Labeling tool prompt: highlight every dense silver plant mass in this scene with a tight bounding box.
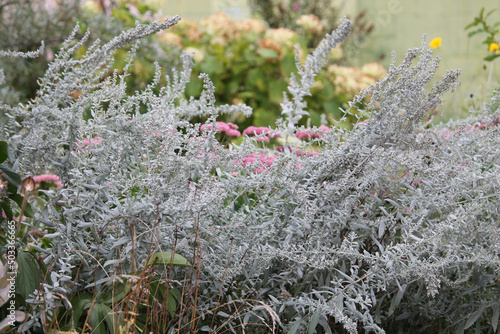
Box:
[2,15,500,333]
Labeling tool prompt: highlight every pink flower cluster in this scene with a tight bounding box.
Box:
[236,153,276,173]
[295,125,330,140]
[77,137,102,152]
[33,174,64,187]
[201,122,241,137]
[242,126,280,142]
[434,118,500,141]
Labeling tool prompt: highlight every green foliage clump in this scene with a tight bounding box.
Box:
[164,13,385,130]
[466,7,500,62]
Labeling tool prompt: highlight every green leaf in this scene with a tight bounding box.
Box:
[102,304,116,334]
[136,2,150,14]
[170,285,181,301]
[465,18,481,30]
[322,100,342,118]
[486,8,496,19]
[185,79,202,97]
[268,81,288,104]
[0,142,7,164]
[167,289,177,317]
[16,252,39,300]
[467,28,486,37]
[147,251,191,267]
[101,282,131,305]
[247,68,265,91]
[111,7,135,27]
[253,108,277,127]
[484,53,500,62]
[237,91,256,99]
[280,55,297,77]
[71,293,93,329]
[0,164,21,189]
[0,201,13,221]
[200,55,224,75]
[294,35,309,50]
[257,48,279,59]
[9,194,33,218]
[88,303,113,334]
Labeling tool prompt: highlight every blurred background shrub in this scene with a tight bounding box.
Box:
[0,0,182,105]
[0,0,385,131]
[247,0,374,61]
[166,11,384,129]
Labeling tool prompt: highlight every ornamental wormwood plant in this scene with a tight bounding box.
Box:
[1,14,500,334]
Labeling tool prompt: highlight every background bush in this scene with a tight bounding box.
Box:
[0,0,386,132]
[165,12,385,130]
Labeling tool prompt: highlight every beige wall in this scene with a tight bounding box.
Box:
[152,0,500,120]
[352,0,500,120]
[150,0,249,21]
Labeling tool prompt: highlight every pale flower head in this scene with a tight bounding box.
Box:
[258,38,283,56]
[328,65,379,101]
[82,0,102,15]
[201,13,235,44]
[361,62,387,79]
[265,28,296,49]
[317,40,343,61]
[329,44,343,61]
[296,14,324,35]
[158,32,183,47]
[184,28,203,42]
[235,19,266,35]
[172,19,203,42]
[184,47,205,62]
[174,19,200,31]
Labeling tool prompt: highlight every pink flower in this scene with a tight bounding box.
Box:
[243,126,267,135]
[33,174,64,187]
[242,126,279,140]
[225,129,241,137]
[295,126,329,140]
[201,122,240,136]
[238,153,256,166]
[295,150,317,157]
[76,137,102,152]
[293,2,301,10]
[256,137,270,142]
[355,119,370,128]
[295,131,312,140]
[236,153,276,173]
[319,125,330,131]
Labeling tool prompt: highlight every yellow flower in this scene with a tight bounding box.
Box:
[429,37,442,49]
[489,43,500,53]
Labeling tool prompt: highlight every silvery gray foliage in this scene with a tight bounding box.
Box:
[280,17,351,127]
[2,15,500,333]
